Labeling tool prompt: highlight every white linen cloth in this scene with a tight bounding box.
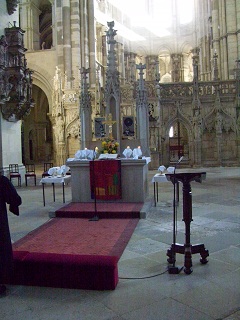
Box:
[40,175,71,185]
[123,148,133,158]
[132,148,142,159]
[48,165,70,176]
[167,166,175,173]
[158,165,166,174]
[74,149,95,160]
[60,165,70,175]
[151,173,168,183]
[48,166,60,176]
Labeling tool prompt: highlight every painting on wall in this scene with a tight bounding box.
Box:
[122,116,135,137]
[94,117,106,138]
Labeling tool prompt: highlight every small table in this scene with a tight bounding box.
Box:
[40,175,71,206]
[152,174,179,206]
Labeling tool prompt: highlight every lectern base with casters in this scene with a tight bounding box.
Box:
[166,172,209,274]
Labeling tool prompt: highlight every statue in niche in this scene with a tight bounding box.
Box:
[237,115,240,133]
[150,129,157,150]
[193,109,202,139]
[55,115,65,143]
[215,112,223,133]
[52,66,63,116]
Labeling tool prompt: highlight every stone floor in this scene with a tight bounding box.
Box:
[1,166,240,320]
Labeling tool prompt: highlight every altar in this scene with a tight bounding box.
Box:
[66,159,149,203]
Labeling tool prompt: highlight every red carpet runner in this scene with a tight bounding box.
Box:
[10,216,139,290]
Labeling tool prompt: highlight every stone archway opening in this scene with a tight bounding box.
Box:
[169,121,189,163]
[39,1,53,50]
[23,84,53,164]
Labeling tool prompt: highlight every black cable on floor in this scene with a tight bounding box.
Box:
[119,265,184,280]
[119,268,168,280]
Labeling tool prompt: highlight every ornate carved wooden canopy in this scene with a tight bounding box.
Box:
[6,0,19,15]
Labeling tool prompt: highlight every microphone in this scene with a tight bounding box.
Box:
[177,156,184,164]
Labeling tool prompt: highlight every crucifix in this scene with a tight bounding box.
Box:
[102,113,116,139]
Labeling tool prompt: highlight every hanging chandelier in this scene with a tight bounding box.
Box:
[0,21,34,122]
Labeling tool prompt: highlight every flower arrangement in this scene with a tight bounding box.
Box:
[101,138,119,154]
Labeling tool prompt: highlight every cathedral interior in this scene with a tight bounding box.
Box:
[1,3,240,318]
[0,0,240,172]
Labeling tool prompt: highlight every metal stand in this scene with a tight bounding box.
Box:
[168,169,180,274]
[89,158,99,221]
[166,172,209,274]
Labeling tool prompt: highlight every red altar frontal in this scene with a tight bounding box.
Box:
[90,160,122,200]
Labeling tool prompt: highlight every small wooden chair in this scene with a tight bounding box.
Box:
[42,162,53,178]
[9,164,21,187]
[25,164,37,186]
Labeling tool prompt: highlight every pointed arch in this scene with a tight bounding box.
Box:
[165,110,192,163]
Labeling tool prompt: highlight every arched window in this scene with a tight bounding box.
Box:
[39,2,52,49]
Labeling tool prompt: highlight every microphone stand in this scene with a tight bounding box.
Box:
[89,153,99,221]
[168,156,183,274]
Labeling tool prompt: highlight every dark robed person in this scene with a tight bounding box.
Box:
[0,174,22,295]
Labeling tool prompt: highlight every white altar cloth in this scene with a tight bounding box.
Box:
[151,173,179,207]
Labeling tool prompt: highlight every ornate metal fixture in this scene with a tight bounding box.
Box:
[0,22,34,122]
[6,0,19,15]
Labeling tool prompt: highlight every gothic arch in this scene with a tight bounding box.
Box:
[159,49,172,81]
[39,0,53,49]
[164,114,192,163]
[23,84,53,164]
[28,64,53,112]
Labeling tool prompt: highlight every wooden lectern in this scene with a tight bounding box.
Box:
[165,172,209,274]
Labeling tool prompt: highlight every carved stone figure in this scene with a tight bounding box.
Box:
[193,110,202,139]
[55,115,65,143]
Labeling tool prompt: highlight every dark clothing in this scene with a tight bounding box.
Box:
[0,175,21,283]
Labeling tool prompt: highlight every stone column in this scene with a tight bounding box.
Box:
[212,0,222,79]
[226,0,237,79]
[19,1,41,50]
[237,0,240,59]
[104,21,121,143]
[202,0,211,81]
[171,54,183,82]
[117,42,125,85]
[215,111,223,165]
[146,56,159,82]
[136,63,150,157]
[212,51,219,81]
[192,109,202,166]
[87,0,96,87]
[129,53,137,83]
[51,2,56,48]
[70,0,81,81]
[80,68,92,149]
[62,0,72,82]
[53,114,67,166]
